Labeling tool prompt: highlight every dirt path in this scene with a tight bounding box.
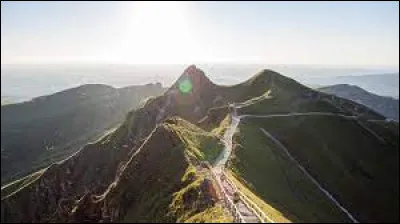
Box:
[212,105,271,223]
[260,127,359,223]
[212,107,374,223]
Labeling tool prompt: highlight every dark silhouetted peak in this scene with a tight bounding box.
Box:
[243,68,310,97]
[318,84,399,120]
[319,84,366,94]
[254,69,302,86]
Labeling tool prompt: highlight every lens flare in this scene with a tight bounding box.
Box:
[178,78,193,94]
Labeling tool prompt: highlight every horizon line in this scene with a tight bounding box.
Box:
[1,62,399,70]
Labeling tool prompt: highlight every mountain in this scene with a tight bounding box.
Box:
[318,84,399,121]
[1,98,11,106]
[1,83,165,184]
[1,65,398,223]
[299,73,399,99]
[1,96,19,105]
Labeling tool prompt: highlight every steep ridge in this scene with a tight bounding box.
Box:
[1,65,396,223]
[1,117,231,223]
[1,65,236,222]
[231,70,384,119]
[65,120,220,223]
[1,83,165,184]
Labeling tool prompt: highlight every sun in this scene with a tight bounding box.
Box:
[120,1,194,64]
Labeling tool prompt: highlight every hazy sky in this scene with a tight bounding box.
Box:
[1,1,399,68]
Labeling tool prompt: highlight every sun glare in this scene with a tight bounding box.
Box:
[121,1,194,64]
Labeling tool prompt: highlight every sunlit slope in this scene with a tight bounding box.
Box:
[1,117,231,223]
[1,66,397,223]
[217,69,397,222]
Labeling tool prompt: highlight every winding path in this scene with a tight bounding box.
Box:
[212,106,274,223]
[260,128,359,223]
[211,105,383,222]
[239,112,386,144]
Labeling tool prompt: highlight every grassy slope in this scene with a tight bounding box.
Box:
[230,69,384,120]
[1,168,46,200]
[230,116,398,223]
[166,118,229,222]
[230,119,350,222]
[3,67,396,223]
[202,69,393,222]
[361,120,399,144]
[116,118,231,223]
[226,171,291,223]
[1,84,165,185]
[169,117,225,164]
[1,118,232,223]
[2,125,120,189]
[218,69,396,223]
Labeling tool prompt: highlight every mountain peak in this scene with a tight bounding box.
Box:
[169,65,215,95]
[241,68,310,98]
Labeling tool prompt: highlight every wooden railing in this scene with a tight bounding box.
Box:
[223,171,275,223]
[210,169,245,223]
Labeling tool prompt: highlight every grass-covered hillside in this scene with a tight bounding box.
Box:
[1,65,398,223]
[229,108,398,223]
[1,117,231,223]
[1,83,165,184]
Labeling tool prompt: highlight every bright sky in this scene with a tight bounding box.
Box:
[1,1,399,68]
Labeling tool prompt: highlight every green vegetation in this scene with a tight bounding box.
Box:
[230,115,398,222]
[1,66,397,223]
[1,168,45,200]
[167,117,225,164]
[184,206,233,223]
[1,83,165,184]
[226,171,291,223]
[230,120,351,222]
[220,69,282,103]
[361,120,399,144]
[1,117,232,223]
[211,114,231,137]
[116,120,231,223]
[121,161,221,223]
